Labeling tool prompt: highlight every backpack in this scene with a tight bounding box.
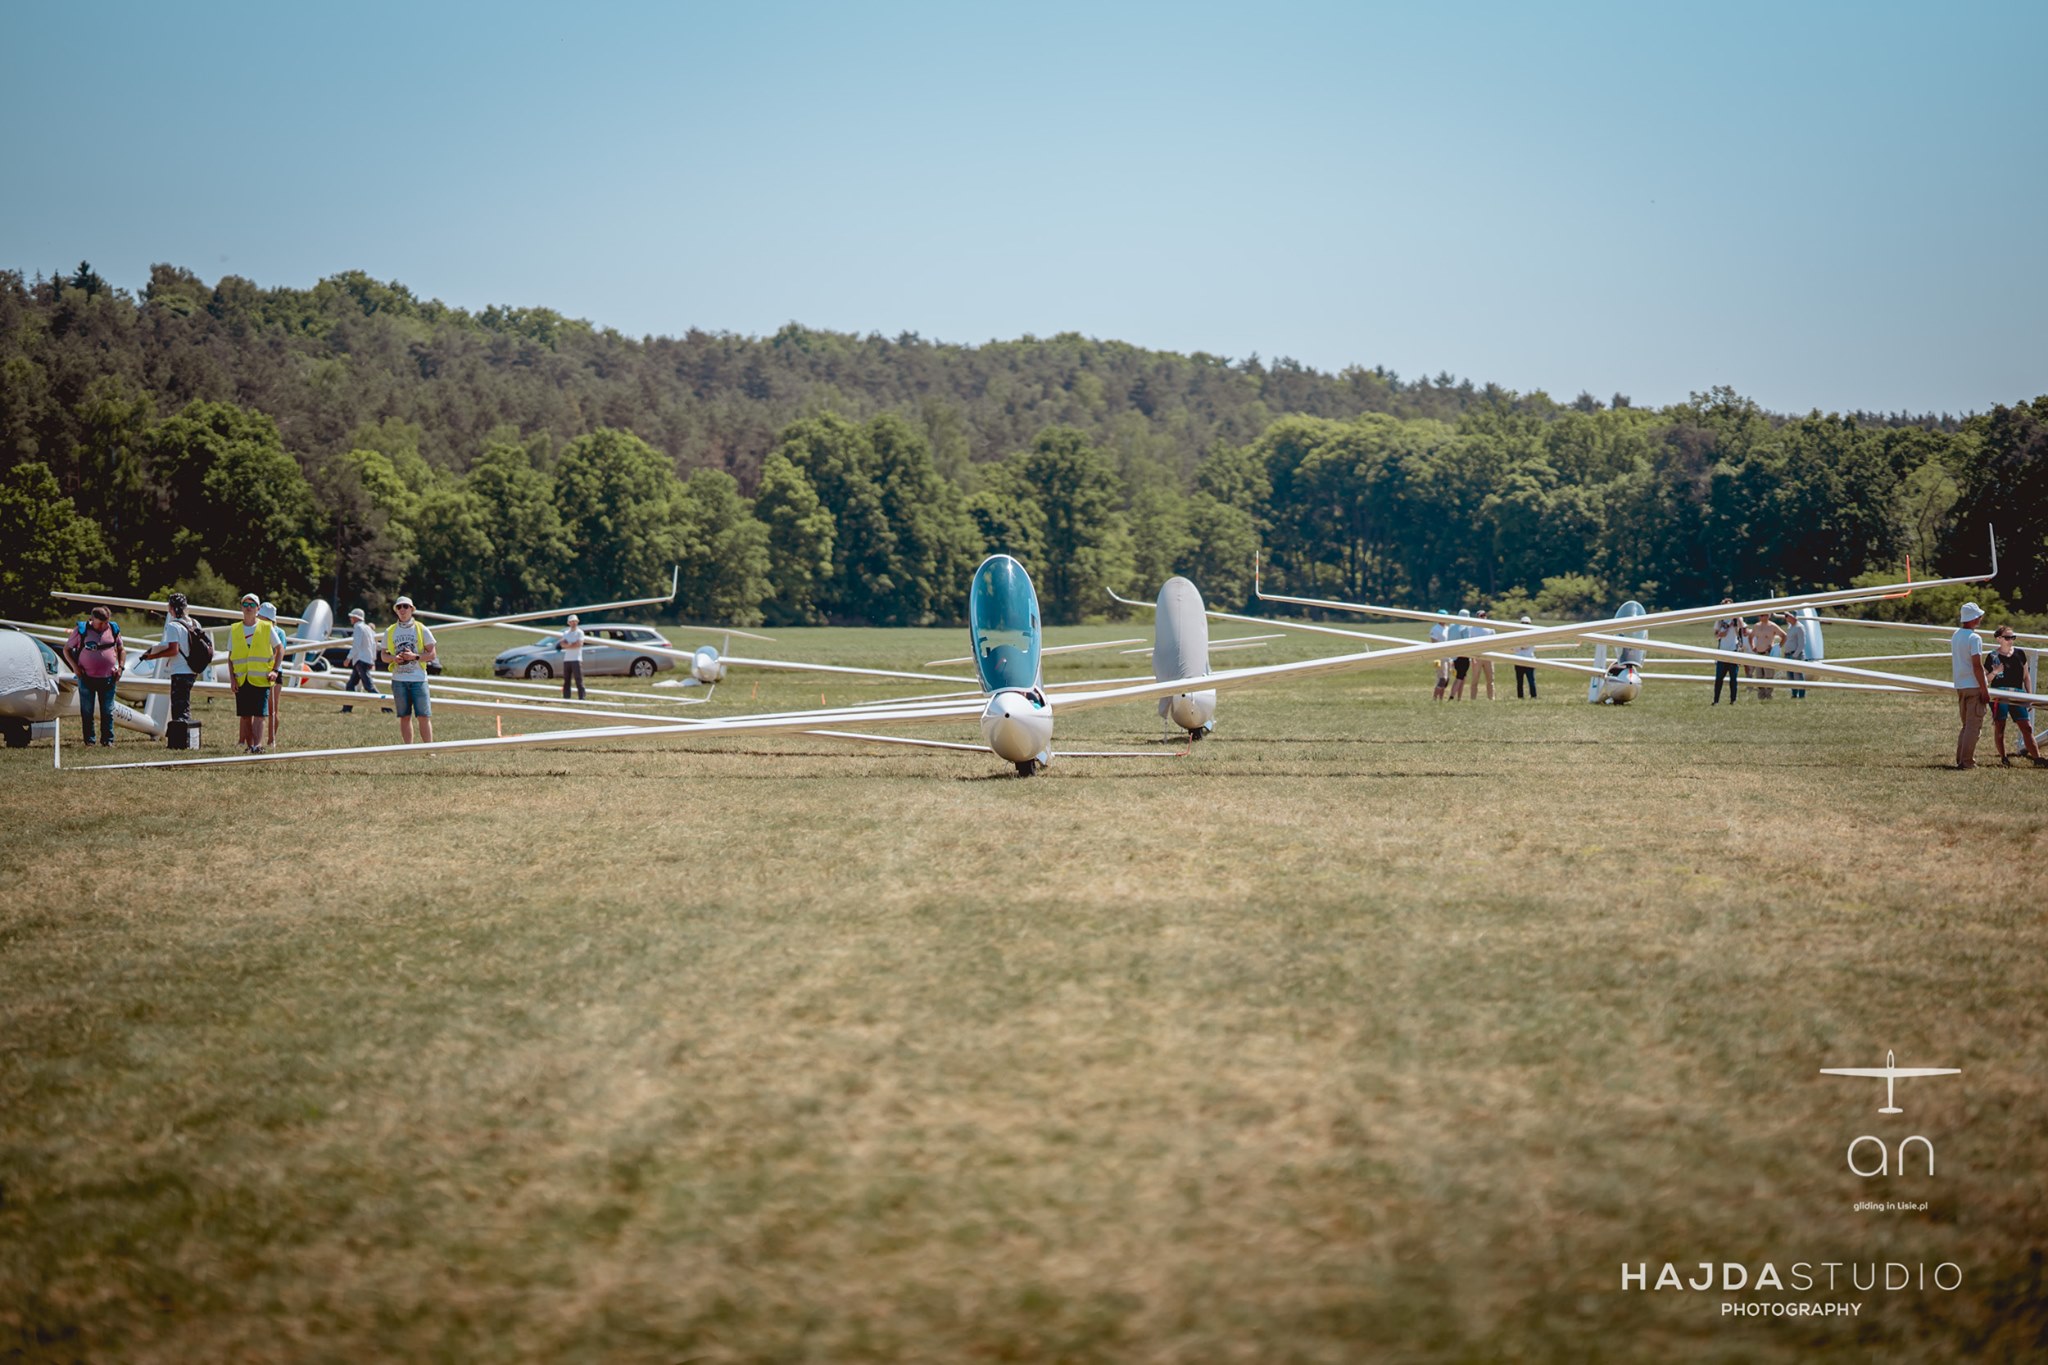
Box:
[178,616,215,672]
[72,619,119,647]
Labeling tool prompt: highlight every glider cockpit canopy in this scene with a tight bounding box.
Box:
[969,555,1041,694]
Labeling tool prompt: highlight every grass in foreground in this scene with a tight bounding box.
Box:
[2,625,2044,1363]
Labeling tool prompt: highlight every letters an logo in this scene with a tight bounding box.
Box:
[1819,1050,1961,1115]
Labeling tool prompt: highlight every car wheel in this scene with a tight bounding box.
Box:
[2,721,29,749]
[630,657,656,677]
[525,661,553,679]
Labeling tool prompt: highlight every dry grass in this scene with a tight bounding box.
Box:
[2,624,2044,1362]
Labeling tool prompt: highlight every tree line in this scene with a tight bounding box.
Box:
[2,262,2042,625]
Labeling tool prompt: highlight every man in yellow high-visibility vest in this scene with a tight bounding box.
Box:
[226,593,280,754]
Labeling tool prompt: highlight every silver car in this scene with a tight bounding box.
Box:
[492,624,675,679]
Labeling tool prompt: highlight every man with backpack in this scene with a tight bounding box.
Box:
[140,592,211,732]
[63,605,124,745]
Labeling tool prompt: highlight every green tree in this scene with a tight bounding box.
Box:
[407,485,495,615]
[553,428,686,605]
[142,400,318,597]
[0,461,109,617]
[754,452,835,625]
[310,447,418,608]
[674,468,770,624]
[1127,484,1193,595]
[465,442,569,611]
[1013,427,1134,623]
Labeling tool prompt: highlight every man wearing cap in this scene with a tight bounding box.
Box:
[342,607,380,713]
[227,593,279,753]
[139,592,199,729]
[1952,602,1993,769]
[380,596,437,744]
[559,614,587,700]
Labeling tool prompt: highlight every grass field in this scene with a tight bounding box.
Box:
[3,621,2044,1363]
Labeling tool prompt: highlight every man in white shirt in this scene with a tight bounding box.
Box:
[139,592,198,727]
[1512,614,1538,699]
[381,596,438,744]
[1952,601,1992,769]
[1712,600,1745,705]
[342,607,381,713]
[1429,617,1449,700]
[559,614,587,700]
[1448,610,1474,701]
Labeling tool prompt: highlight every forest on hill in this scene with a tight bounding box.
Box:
[2,262,2042,625]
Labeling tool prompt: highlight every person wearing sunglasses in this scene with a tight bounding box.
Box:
[1983,626,2047,767]
[379,596,437,744]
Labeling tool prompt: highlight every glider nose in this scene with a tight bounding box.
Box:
[980,690,1051,764]
[1162,690,1216,733]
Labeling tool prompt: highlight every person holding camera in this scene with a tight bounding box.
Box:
[380,596,437,744]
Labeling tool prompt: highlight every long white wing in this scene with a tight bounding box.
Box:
[1024,571,1997,719]
[926,638,1144,666]
[85,563,1995,773]
[1251,527,1997,632]
[1816,615,2048,645]
[50,592,306,626]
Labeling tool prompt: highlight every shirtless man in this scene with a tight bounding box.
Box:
[1746,611,1786,701]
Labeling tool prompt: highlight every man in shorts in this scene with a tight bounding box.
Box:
[226,593,278,753]
[381,596,438,744]
[1983,625,2046,767]
[1952,602,1992,769]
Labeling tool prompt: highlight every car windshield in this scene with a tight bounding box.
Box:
[968,555,1041,693]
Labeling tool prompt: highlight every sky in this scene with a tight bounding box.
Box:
[3,0,2042,415]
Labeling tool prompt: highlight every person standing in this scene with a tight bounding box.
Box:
[1448,610,1474,701]
[63,605,123,745]
[342,607,380,713]
[1512,614,1538,698]
[139,592,199,730]
[1982,625,2046,767]
[1746,611,1785,701]
[226,593,278,753]
[258,602,287,748]
[1952,602,1992,770]
[381,595,437,744]
[1429,616,1450,700]
[1783,613,1808,699]
[1470,609,1497,700]
[1712,602,1745,705]
[559,614,587,700]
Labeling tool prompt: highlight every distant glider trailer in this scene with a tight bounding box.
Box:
[83,550,2007,780]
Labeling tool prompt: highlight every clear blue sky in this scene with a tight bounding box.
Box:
[3,0,2041,415]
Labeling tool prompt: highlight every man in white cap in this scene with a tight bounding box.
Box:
[226,592,277,753]
[379,595,437,744]
[559,613,586,700]
[1952,602,1992,768]
[342,606,380,712]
